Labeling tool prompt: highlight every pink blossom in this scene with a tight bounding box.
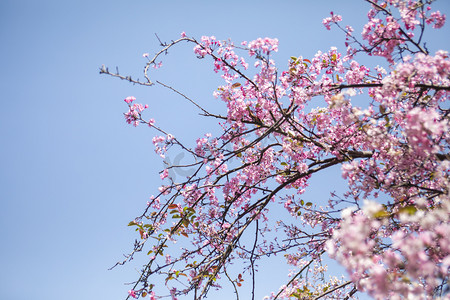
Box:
[128,289,137,298]
[247,37,279,56]
[160,169,169,180]
[170,288,178,300]
[124,96,136,104]
[149,291,156,300]
[322,11,342,30]
[152,61,163,69]
[428,11,446,28]
[124,102,148,127]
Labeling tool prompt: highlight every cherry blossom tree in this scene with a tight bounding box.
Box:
[101,0,449,299]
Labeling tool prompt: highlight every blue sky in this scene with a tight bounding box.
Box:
[1,1,449,299]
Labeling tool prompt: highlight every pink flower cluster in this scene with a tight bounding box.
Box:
[124,96,149,127]
[152,135,169,158]
[247,37,279,56]
[428,11,446,29]
[322,11,342,30]
[362,15,402,63]
[405,107,448,155]
[327,198,450,299]
[128,289,137,298]
[358,1,447,63]
[193,36,222,58]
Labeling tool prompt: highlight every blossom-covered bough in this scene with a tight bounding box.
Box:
[101,0,449,299]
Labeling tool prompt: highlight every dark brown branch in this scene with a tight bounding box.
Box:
[436,153,450,161]
[333,83,450,91]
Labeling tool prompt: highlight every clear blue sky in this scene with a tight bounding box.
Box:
[1,1,449,299]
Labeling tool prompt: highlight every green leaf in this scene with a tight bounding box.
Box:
[166,274,174,281]
[422,95,431,102]
[185,207,195,212]
[375,181,380,189]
